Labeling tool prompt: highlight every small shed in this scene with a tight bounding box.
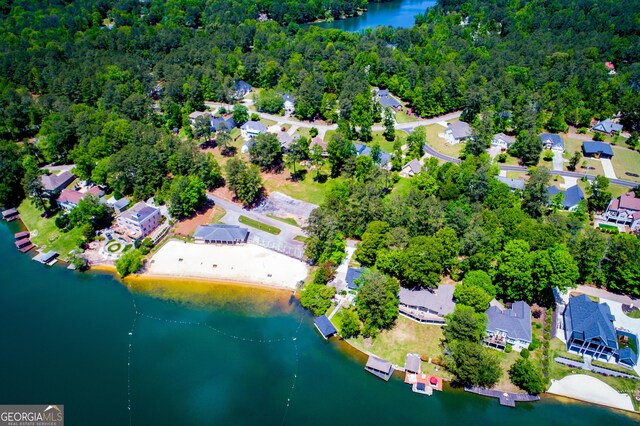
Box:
[14,231,29,240]
[313,315,337,340]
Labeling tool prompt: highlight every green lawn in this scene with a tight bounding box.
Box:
[346,315,448,368]
[421,124,464,159]
[262,171,328,205]
[209,206,227,224]
[18,199,85,261]
[230,128,241,139]
[238,215,281,235]
[391,177,413,197]
[394,110,417,124]
[625,309,640,319]
[324,129,336,141]
[611,145,640,183]
[293,235,308,243]
[370,130,406,154]
[266,214,299,227]
[293,127,311,139]
[260,118,277,127]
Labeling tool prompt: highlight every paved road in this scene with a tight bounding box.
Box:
[207,194,306,257]
[576,285,638,305]
[422,146,638,188]
[206,100,463,133]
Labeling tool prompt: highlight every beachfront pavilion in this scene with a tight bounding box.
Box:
[193,224,249,244]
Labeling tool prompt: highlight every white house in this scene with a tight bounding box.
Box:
[116,201,161,240]
[491,133,516,150]
[445,121,472,144]
[539,133,565,154]
[240,121,268,141]
[400,159,422,177]
[282,93,295,114]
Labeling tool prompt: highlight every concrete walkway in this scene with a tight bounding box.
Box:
[552,151,565,171]
[547,374,634,412]
[600,158,617,179]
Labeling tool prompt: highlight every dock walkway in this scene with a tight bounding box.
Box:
[464,386,540,407]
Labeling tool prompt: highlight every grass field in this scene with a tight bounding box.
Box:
[209,206,226,224]
[238,215,281,235]
[346,315,447,367]
[370,130,406,154]
[611,145,640,183]
[391,177,413,197]
[293,235,308,242]
[394,110,417,124]
[262,171,328,205]
[260,118,277,127]
[18,199,84,260]
[266,214,299,227]
[293,127,311,139]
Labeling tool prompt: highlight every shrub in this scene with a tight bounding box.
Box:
[543,150,554,161]
[497,153,507,163]
[505,344,513,353]
[593,132,605,141]
[536,323,542,329]
[115,249,144,278]
[544,324,551,333]
[528,339,541,351]
[520,348,530,359]
[543,332,550,340]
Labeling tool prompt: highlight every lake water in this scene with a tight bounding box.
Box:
[0,220,637,425]
[311,0,437,32]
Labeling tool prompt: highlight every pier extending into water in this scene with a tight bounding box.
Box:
[464,386,540,407]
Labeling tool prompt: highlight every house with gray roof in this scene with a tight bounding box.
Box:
[593,119,623,135]
[547,185,585,211]
[495,176,526,192]
[539,133,565,153]
[240,121,268,141]
[365,355,394,381]
[491,133,516,149]
[40,171,75,194]
[445,121,472,144]
[582,141,614,159]
[564,294,619,363]
[189,110,210,125]
[116,201,161,240]
[194,224,249,244]
[485,301,532,351]
[234,80,252,99]
[398,284,455,324]
[377,89,402,109]
[400,159,422,177]
[404,353,421,374]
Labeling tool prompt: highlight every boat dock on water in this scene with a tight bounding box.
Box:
[33,251,59,266]
[403,353,443,395]
[365,356,394,381]
[464,386,540,407]
[2,208,19,222]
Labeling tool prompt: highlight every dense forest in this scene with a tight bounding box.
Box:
[0,0,639,300]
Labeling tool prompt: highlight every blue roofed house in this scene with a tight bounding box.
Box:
[345,267,364,290]
[582,141,614,159]
[282,93,295,114]
[564,294,619,363]
[234,80,252,99]
[539,133,565,153]
[593,119,623,135]
[484,301,532,351]
[376,89,402,110]
[353,143,391,168]
[211,116,236,132]
[547,185,585,211]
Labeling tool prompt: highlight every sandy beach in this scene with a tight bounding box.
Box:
[547,374,635,412]
[145,240,309,289]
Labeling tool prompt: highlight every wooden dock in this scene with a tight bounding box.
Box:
[464,386,540,407]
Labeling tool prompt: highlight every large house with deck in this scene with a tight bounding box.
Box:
[398,285,455,325]
[484,301,532,351]
[240,121,268,141]
[604,192,640,231]
[116,201,161,240]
